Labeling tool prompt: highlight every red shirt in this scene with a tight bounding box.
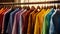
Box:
[0,8,8,34]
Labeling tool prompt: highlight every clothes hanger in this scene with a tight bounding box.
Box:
[57,4,60,9]
[37,6,40,9]
[23,6,30,10]
[22,0,30,10]
[40,5,43,11]
[43,4,47,11]
[11,4,16,9]
[42,4,46,10]
[27,6,30,10]
[30,6,35,11]
[27,2,30,10]
[37,5,42,12]
[39,6,42,12]
[32,5,39,13]
[23,6,27,9]
[14,6,22,9]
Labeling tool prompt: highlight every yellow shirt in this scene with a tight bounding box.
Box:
[34,9,46,34]
[42,9,51,34]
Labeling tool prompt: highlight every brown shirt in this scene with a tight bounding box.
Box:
[22,8,35,34]
[27,9,39,34]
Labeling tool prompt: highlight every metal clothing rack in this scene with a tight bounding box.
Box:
[0,1,60,5]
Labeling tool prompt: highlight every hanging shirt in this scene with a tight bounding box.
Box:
[40,9,50,34]
[4,8,15,34]
[1,8,12,34]
[1,8,8,33]
[34,9,46,34]
[49,9,57,34]
[52,9,60,34]
[22,8,34,34]
[0,8,8,34]
[19,9,27,34]
[27,9,38,34]
[7,8,19,34]
[32,10,40,34]
[12,9,26,34]
[42,9,51,34]
[42,8,55,34]
[0,8,5,32]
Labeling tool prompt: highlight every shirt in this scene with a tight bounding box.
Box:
[22,8,34,34]
[4,8,15,34]
[12,9,25,34]
[49,9,57,34]
[0,8,8,34]
[42,8,55,34]
[2,8,12,34]
[0,8,5,31]
[27,9,40,34]
[52,9,60,34]
[19,9,27,34]
[7,8,19,34]
[34,9,46,34]
[42,9,51,34]
[32,10,40,34]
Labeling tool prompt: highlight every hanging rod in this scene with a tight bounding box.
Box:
[0,1,60,5]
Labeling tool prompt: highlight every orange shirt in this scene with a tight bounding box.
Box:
[1,8,9,34]
[0,8,8,34]
[0,8,5,14]
[0,8,5,34]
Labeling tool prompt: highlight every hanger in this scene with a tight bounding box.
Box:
[43,4,46,10]
[11,4,16,9]
[23,6,30,10]
[32,5,39,13]
[37,5,41,12]
[27,6,30,10]
[42,4,48,11]
[30,6,35,11]
[57,5,60,9]
[40,5,43,11]
[12,5,22,10]
[37,5,40,9]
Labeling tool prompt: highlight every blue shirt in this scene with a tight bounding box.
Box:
[52,9,60,34]
[49,9,57,34]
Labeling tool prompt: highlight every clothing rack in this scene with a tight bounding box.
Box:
[0,1,60,5]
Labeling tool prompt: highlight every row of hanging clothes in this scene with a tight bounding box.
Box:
[0,4,60,34]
